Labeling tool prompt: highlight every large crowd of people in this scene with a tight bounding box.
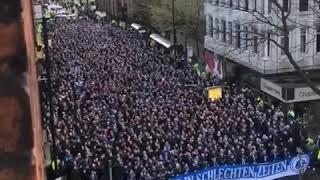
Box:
[41,18,300,180]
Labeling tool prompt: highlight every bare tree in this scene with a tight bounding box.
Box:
[133,0,204,53]
[209,0,320,95]
[132,0,152,25]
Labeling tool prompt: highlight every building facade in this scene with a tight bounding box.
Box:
[96,0,135,20]
[205,0,320,74]
[204,0,320,104]
[0,0,44,179]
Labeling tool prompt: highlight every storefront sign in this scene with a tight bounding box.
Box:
[260,78,283,101]
[294,86,320,102]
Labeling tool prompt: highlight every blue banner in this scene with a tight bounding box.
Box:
[171,154,310,180]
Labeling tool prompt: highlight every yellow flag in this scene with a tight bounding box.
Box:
[208,87,222,101]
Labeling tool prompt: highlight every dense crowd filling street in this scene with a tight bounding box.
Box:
[41,19,300,180]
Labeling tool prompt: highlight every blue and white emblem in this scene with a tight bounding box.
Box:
[289,154,310,174]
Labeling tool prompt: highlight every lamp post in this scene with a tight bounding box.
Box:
[297,147,303,180]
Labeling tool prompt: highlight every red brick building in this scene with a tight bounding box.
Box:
[0,0,44,179]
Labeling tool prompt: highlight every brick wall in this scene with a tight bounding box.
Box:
[0,0,44,179]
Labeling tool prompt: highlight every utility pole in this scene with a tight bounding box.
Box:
[108,160,113,180]
[297,147,303,180]
[42,11,59,175]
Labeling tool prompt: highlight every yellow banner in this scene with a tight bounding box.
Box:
[208,86,222,101]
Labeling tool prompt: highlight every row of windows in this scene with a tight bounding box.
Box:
[208,17,260,54]
[206,0,310,12]
[207,0,256,11]
[207,17,320,56]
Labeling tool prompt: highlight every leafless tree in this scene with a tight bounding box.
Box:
[134,0,204,55]
[209,0,320,95]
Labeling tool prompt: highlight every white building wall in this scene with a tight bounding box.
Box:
[204,0,320,74]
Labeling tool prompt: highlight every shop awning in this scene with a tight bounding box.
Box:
[95,11,106,18]
[138,30,146,34]
[90,5,96,11]
[56,14,77,18]
[48,4,63,10]
[260,78,320,103]
[131,23,142,30]
[149,34,173,48]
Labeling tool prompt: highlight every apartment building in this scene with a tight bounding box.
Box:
[204,0,320,104]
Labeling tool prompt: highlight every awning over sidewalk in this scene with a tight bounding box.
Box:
[260,78,320,103]
[47,4,63,10]
[131,23,142,30]
[95,11,106,18]
[138,30,146,34]
[149,34,173,48]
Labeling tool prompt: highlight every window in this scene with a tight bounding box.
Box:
[261,33,266,57]
[261,0,265,14]
[215,18,220,40]
[236,0,240,9]
[253,27,258,53]
[299,0,308,11]
[244,0,249,11]
[268,0,272,13]
[280,37,285,55]
[236,23,241,48]
[206,16,209,35]
[280,32,289,55]
[222,20,226,42]
[317,27,320,52]
[228,22,233,44]
[253,0,257,11]
[209,16,214,37]
[267,32,271,56]
[300,28,307,53]
[283,0,289,12]
[244,26,248,50]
